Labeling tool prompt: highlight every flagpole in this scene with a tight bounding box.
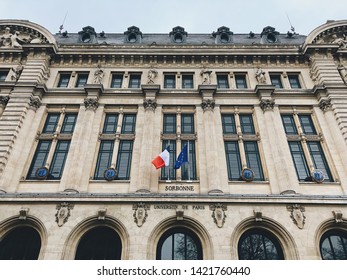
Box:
[187,140,191,181]
[167,140,170,182]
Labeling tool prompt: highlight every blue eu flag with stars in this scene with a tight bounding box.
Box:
[174,144,188,169]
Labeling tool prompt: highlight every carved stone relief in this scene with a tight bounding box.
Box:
[133,203,149,227]
[55,202,74,227]
[28,96,42,111]
[98,208,107,220]
[259,99,275,112]
[84,98,99,111]
[10,62,23,81]
[19,207,29,220]
[287,204,306,229]
[210,203,227,228]
[255,67,266,84]
[332,210,343,223]
[143,99,157,111]
[201,99,215,112]
[147,69,158,84]
[0,96,9,107]
[200,67,212,85]
[93,65,104,84]
[338,65,347,84]
[319,99,332,112]
[0,26,45,49]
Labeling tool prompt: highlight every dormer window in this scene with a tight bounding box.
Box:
[124,26,142,43]
[212,26,233,44]
[169,26,187,43]
[78,26,97,43]
[261,26,280,44]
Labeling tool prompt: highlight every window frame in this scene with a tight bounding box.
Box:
[57,72,71,88]
[74,72,89,88]
[128,73,141,88]
[217,73,229,89]
[181,73,194,89]
[164,74,176,89]
[269,73,283,89]
[234,73,248,89]
[110,73,124,88]
[288,73,302,89]
[0,69,9,82]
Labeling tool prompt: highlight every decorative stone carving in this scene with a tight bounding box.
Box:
[147,69,158,84]
[176,205,184,221]
[0,96,9,107]
[331,33,347,49]
[255,67,266,84]
[93,65,104,84]
[84,98,99,111]
[287,204,306,229]
[210,203,227,228]
[98,208,107,220]
[0,26,44,48]
[319,99,332,112]
[338,65,347,84]
[253,210,263,222]
[19,207,29,220]
[332,211,343,223]
[200,67,212,85]
[259,99,275,112]
[29,96,41,111]
[133,203,149,227]
[201,99,215,111]
[10,62,23,81]
[55,202,74,227]
[143,98,157,111]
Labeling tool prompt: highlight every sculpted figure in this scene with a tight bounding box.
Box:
[147,68,158,84]
[93,65,104,84]
[200,67,212,85]
[331,34,347,48]
[255,67,266,84]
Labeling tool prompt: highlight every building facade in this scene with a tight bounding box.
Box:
[0,19,347,260]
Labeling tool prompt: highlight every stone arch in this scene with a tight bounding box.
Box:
[0,19,57,46]
[147,215,213,260]
[0,214,47,259]
[303,20,347,48]
[314,217,347,259]
[61,215,129,260]
[231,216,299,260]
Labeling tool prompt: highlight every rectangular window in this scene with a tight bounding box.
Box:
[116,140,133,180]
[94,140,114,180]
[49,140,70,179]
[182,74,194,89]
[103,113,118,134]
[57,73,71,88]
[111,73,124,88]
[282,112,333,182]
[222,114,236,134]
[240,114,255,134]
[0,70,9,81]
[181,114,194,134]
[128,73,141,88]
[181,140,196,180]
[161,140,176,180]
[217,74,229,89]
[164,74,176,88]
[75,73,88,88]
[288,74,301,89]
[235,74,248,89]
[27,111,77,180]
[121,114,136,134]
[225,141,242,181]
[270,74,283,88]
[163,114,177,134]
[244,141,264,181]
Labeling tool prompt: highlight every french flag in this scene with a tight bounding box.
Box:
[152,146,170,169]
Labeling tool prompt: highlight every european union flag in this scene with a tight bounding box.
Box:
[174,144,188,169]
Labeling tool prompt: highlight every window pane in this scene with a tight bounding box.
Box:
[240,114,255,134]
[161,140,176,180]
[270,75,283,88]
[164,75,176,88]
[60,113,77,134]
[222,114,236,134]
[288,74,301,89]
[75,73,88,87]
[182,75,193,89]
[27,140,52,179]
[111,74,123,88]
[103,114,118,134]
[43,113,60,133]
[49,140,70,179]
[299,115,316,135]
[288,141,310,181]
[281,115,297,135]
[217,74,229,88]
[181,140,196,180]
[128,74,141,88]
[235,74,247,89]
[225,141,242,181]
[116,140,133,180]
[94,140,114,180]
[181,114,194,134]
[307,142,333,182]
[57,73,70,87]
[244,141,264,181]
[163,114,176,134]
[320,231,347,260]
[121,114,136,134]
[0,70,9,81]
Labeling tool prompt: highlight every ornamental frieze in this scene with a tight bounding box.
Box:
[0,26,48,49]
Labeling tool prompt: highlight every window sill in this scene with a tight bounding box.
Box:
[89,180,130,183]
[159,180,200,183]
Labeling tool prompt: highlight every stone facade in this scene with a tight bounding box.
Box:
[0,20,347,260]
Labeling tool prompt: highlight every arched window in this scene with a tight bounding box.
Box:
[75,226,122,260]
[0,226,41,260]
[320,230,347,260]
[238,229,284,260]
[156,228,202,260]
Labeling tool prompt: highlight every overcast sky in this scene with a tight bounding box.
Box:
[1,0,346,35]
